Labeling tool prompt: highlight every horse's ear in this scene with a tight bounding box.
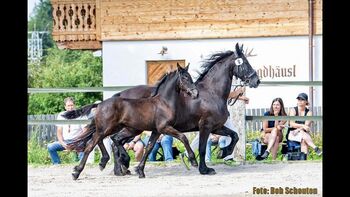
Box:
[184,63,190,71]
[235,43,243,56]
[176,62,183,71]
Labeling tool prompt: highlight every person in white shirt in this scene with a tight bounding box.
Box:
[47,97,93,164]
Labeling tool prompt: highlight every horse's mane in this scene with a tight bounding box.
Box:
[151,71,175,97]
[195,50,234,84]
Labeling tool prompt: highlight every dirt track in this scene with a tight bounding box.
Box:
[28,161,322,197]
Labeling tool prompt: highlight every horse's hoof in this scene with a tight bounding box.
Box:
[99,163,106,171]
[73,166,80,171]
[72,171,80,180]
[125,170,131,175]
[121,165,128,174]
[190,160,198,167]
[139,174,146,178]
[199,167,216,175]
[207,168,216,175]
[114,170,123,176]
[135,166,146,178]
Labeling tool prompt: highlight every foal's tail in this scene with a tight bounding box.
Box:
[62,103,99,119]
[67,120,96,151]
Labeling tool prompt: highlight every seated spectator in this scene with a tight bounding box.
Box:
[287,93,322,159]
[258,98,287,160]
[143,131,174,161]
[123,134,144,162]
[47,97,93,164]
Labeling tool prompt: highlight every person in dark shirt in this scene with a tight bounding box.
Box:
[287,93,322,158]
[259,97,287,160]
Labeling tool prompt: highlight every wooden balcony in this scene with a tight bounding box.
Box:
[51,0,101,49]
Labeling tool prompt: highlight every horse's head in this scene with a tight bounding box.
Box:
[152,63,198,99]
[232,43,260,88]
[176,63,199,99]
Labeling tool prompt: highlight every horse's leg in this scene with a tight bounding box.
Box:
[72,132,102,180]
[135,131,161,178]
[110,133,126,176]
[97,140,110,171]
[198,124,216,175]
[162,126,198,167]
[111,128,143,176]
[110,133,131,176]
[211,126,239,157]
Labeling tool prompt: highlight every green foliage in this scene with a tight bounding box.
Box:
[28,48,102,114]
[28,131,51,164]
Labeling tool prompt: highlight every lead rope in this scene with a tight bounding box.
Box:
[227,82,245,106]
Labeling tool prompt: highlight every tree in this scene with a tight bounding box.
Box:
[28,0,54,52]
[28,48,102,114]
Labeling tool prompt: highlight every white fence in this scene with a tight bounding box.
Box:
[27,106,322,145]
[246,106,322,132]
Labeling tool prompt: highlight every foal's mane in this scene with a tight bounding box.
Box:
[195,50,234,84]
[151,71,176,97]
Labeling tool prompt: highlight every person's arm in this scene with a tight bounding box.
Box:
[262,120,274,133]
[289,108,310,131]
[128,134,142,149]
[228,87,245,99]
[56,126,68,149]
[238,95,249,104]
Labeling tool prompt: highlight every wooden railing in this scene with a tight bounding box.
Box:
[51,0,101,49]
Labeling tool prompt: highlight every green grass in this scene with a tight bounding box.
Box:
[28,130,322,165]
[28,130,102,165]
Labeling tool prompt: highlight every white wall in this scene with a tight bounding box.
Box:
[102,36,322,109]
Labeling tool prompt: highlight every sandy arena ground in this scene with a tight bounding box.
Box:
[28,161,322,197]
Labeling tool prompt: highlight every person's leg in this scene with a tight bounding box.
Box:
[78,151,84,161]
[300,131,317,149]
[149,142,160,161]
[270,135,280,160]
[206,138,212,162]
[185,133,199,157]
[47,141,65,164]
[260,128,278,160]
[300,139,308,154]
[218,136,231,149]
[265,128,278,152]
[161,135,174,161]
[133,141,144,162]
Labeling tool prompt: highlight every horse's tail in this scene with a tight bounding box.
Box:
[62,103,99,119]
[67,120,96,151]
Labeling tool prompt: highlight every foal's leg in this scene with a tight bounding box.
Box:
[198,125,216,175]
[135,131,161,178]
[162,126,198,167]
[211,126,239,157]
[97,140,110,170]
[111,128,143,176]
[72,132,102,180]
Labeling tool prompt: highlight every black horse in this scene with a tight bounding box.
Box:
[133,43,260,177]
[67,43,260,178]
[64,65,199,180]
